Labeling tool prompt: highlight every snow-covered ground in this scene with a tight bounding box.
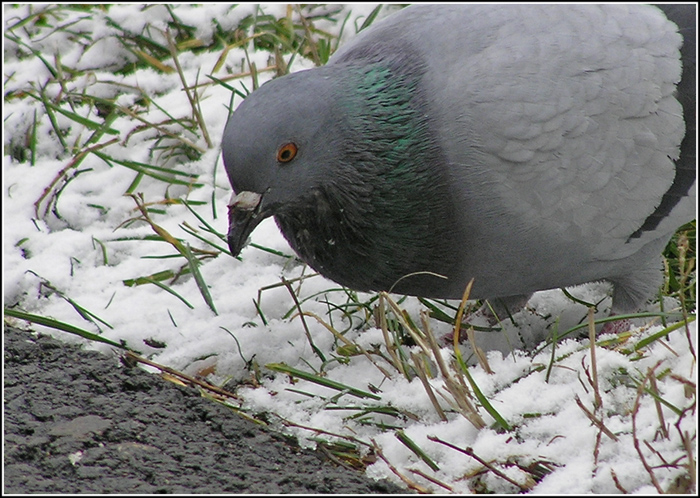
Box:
[4,4,696,493]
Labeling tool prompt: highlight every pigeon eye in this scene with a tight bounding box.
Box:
[277,142,298,163]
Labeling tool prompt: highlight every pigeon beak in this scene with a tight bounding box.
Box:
[227,191,268,257]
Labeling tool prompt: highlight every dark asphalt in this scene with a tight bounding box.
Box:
[3,326,404,494]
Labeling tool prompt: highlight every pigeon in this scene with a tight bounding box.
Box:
[222,4,696,321]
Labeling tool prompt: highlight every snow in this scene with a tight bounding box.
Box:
[3,4,696,494]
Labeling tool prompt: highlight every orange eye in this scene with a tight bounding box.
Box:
[277,142,298,163]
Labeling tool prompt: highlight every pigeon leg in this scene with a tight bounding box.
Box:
[599,250,666,335]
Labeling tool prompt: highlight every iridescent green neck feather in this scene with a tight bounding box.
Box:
[275,61,459,295]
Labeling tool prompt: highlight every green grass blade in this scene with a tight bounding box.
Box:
[124,269,183,286]
[180,242,217,315]
[357,4,384,32]
[4,308,130,351]
[395,430,440,471]
[630,316,696,351]
[266,363,381,400]
[142,277,195,309]
[28,93,120,135]
[94,151,203,187]
[454,348,512,432]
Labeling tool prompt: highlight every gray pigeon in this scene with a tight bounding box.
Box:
[222,4,696,318]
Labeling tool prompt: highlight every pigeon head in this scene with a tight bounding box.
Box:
[222,69,341,257]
